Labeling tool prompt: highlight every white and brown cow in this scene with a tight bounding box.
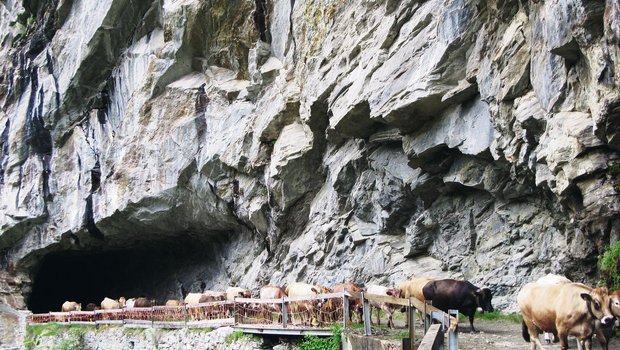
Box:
[286,282,332,326]
[366,284,400,329]
[100,297,122,310]
[518,281,615,350]
[260,285,287,323]
[61,301,81,312]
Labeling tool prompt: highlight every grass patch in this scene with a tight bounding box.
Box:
[188,327,214,333]
[386,330,410,340]
[299,326,342,350]
[224,330,260,344]
[473,311,522,323]
[25,324,97,350]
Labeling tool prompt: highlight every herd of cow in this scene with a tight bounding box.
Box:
[56,274,620,350]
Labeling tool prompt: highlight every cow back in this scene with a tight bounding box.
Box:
[422,279,489,315]
[286,282,319,297]
[260,285,287,299]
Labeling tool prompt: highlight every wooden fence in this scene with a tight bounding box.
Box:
[28,291,458,349]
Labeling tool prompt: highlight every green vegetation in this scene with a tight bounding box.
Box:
[25,324,94,350]
[52,328,86,350]
[387,330,410,340]
[609,163,620,176]
[299,325,342,350]
[473,311,522,324]
[224,330,259,344]
[188,327,214,333]
[600,241,620,290]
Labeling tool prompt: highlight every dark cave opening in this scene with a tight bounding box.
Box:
[28,235,222,313]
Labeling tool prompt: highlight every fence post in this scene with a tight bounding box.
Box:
[362,293,371,336]
[448,309,458,350]
[424,301,431,333]
[233,297,238,325]
[430,311,445,350]
[408,298,415,350]
[282,297,288,328]
[343,292,350,330]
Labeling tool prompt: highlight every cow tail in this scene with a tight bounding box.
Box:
[521,320,530,342]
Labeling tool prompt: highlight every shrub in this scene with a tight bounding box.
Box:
[52,328,86,350]
[299,325,342,350]
[600,241,620,290]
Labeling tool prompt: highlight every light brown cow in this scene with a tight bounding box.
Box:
[596,290,620,350]
[100,297,122,310]
[518,282,615,350]
[260,285,287,324]
[226,287,252,301]
[366,284,400,329]
[61,301,81,312]
[333,282,363,324]
[398,277,433,325]
[202,290,226,301]
[286,282,332,326]
[398,278,432,302]
[533,274,571,344]
[165,299,183,307]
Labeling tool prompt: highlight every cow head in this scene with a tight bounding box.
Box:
[387,288,401,297]
[609,290,620,319]
[581,287,615,327]
[475,288,494,313]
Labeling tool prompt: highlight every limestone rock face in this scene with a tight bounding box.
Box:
[1,0,620,344]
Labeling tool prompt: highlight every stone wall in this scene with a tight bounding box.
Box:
[31,326,281,350]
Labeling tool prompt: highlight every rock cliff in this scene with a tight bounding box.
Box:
[1,0,620,346]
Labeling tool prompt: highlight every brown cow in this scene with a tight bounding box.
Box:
[518,282,615,350]
[333,282,363,324]
[596,290,620,350]
[84,303,99,311]
[132,297,155,307]
[260,285,287,324]
[366,284,400,329]
[61,301,81,312]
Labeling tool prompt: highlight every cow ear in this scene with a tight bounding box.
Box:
[581,293,593,302]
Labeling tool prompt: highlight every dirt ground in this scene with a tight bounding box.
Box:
[457,318,620,350]
[362,317,620,349]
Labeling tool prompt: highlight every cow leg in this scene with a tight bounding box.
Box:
[523,319,545,350]
[387,309,394,329]
[468,313,477,333]
[557,329,570,350]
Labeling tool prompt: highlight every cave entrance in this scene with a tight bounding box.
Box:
[28,235,223,313]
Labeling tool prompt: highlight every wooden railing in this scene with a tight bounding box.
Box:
[28,291,458,349]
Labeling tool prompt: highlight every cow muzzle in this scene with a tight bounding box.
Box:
[601,316,615,327]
